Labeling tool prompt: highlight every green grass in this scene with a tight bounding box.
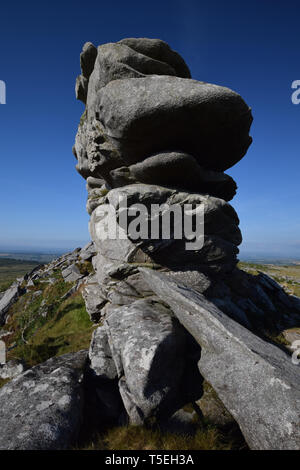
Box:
[264,331,290,348]
[0,378,10,389]
[4,275,95,367]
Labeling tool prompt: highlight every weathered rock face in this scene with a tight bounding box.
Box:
[87,300,203,426]
[139,268,300,450]
[89,325,117,380]
[0,359,26,379]
[82,274,106,322]
[72,37,300,450]
[117,38,191,78]
[0,350,87,450]
[92,76,252,172]
[78,38,191,104]
[112,151,238,201]
[105,298,203,424]
[62,263,83,282]
[89,184,241,277]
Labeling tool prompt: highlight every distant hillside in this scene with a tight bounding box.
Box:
[0,252,63,263]
[0,258,40,292]
[238,261,300,297]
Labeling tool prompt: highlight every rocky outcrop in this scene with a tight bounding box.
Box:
[0,350,88,450]
[70,37,300,450]
[0,244,100,328]
[139,268,300,450]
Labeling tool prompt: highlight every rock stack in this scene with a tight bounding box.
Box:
[74,38,253,277]
[73,38,300,450]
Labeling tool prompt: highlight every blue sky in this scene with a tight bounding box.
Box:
[0,0,299,257]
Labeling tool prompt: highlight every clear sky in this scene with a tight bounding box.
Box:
[0,0,299,257]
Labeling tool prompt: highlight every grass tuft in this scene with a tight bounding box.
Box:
[77,423,246,451]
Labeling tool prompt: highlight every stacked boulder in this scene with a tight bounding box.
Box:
[74,38,250,426]
[73,38,300,449]
[74,38,252,277]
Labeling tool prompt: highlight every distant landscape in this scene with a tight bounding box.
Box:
[0,251,64,292]
[1,250,300,300]
[0,258,40,292]
[238,261,300,297]
[0,248,82,292]
[239,252,300,266]
[0,251,64,263]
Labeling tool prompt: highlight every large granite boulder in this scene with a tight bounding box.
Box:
[0,350,87,450]
[109,151,237,201]
[89,325,117,380]
[74,37,252,195]
[140,268,300,450]
[86,326,125,426]
[84,38,191,106]
[90,76,252,172]
[89,184,242,275]
[102,298,203,424]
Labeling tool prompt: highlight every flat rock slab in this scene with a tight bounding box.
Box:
[61,263,83,282]
[82,275,106,322]
[89,326,117,380]
[79,241,97,261]
[0,283,21,325]
[140,268,300,450]
[0,350,87,450]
